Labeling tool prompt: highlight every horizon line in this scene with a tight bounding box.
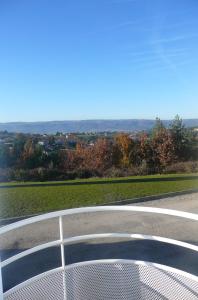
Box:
[1,117,198,124]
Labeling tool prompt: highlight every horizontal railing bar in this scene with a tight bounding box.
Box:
[2,232,198,269]
[0,258,2,299]
[4,266,63,297]
[4,259,198,297]
[1,206,198,235]
[62,233,198,252]
[1,240,60,268]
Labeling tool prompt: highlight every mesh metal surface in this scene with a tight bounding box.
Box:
[4,269,64,300]
[66,261,198,300]
[4,260,198,300]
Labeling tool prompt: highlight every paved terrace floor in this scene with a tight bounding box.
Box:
[1,192,198,292]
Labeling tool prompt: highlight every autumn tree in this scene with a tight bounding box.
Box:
[60,148,81,171]
[115,133,133,167]
[152,128,176,170]
[21,139,43,168]
[128,140,142,166]
[90,138,113,172]
[139,132,154,171]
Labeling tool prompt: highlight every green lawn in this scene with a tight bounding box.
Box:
[0,173,198,218]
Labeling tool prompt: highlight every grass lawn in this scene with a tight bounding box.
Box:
[0,173,198,218]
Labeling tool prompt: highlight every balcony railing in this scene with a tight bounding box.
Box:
[0,206,198,299]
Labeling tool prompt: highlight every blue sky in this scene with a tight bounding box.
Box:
[0,0,198,122]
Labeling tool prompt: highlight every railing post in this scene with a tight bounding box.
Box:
[0,258,3,300]
[59,216,67,300]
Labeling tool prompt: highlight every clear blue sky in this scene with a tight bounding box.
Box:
[0,0,198,122]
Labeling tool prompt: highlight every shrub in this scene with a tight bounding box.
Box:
[163,161,198,174]
[76,169,96,179]
[0,168,12,182]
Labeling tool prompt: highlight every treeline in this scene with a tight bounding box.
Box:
[0,116,198,181]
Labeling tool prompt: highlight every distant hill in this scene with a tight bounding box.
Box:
[0,119,198,134]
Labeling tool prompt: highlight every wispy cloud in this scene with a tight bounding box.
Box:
[126,47,188,58]
[112,0,137,4]
[125,43,193,74]
[105,20,140,31]
[151,33,198,45]
[142,3,198,81]
[85,19,142,37]
[130,56,195,73]
[150,39,192,82]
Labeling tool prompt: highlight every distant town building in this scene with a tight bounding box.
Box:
[38,141,45,146]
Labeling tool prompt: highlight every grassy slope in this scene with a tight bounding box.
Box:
[0,173,198,218]
[0,173,196,186]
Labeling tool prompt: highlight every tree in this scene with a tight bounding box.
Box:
[169,115,192,161]
[152,128,176,169]
[12,133,27,167]
[115,133,133,167]
[139,133,155,171]
[152,117,165,137]
[90,138,113,172]
[0,144,12,168]
[21,139,43,168]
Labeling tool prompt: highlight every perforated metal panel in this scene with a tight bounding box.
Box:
[4,269,64,300]
[4,260,198,300]
[65,261,198,300]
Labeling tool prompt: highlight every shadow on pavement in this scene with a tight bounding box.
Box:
[1,239,198,292]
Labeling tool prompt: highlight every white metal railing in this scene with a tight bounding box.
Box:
[0,258,2,300]
[3,260,198,299]
[0,206,198,299]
